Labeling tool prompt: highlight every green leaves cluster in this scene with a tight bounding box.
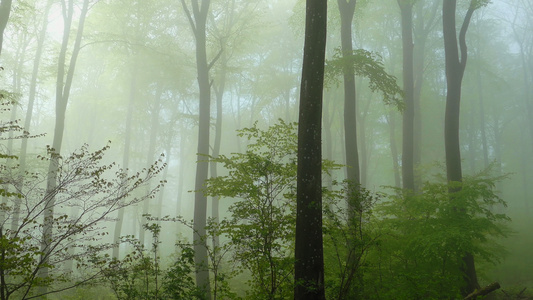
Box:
[325,48,404,110]
[0,141,165,299]
[204,120,298,299]
[93,225,202,300]
[363,171,510,299]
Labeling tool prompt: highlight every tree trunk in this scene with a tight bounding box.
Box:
[387,112,401,188]
[139,85,162,247]
[12,0,53,232]
[181,1,213,298]
[210,58,225,251]
[338,0,360,190]
[398,0,415,191]
[40,0,89,288]
[294,0,327,299]
[413,0,439,186]
[442,0,480,295]
[0,0,12,56]
[112,64,137,259]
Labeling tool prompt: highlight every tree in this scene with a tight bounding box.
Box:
[294,0,327,299]
[0,0,12,56]
[0,135,165,299]
[181,0,217,298]
[397,0,415,191]
[442,0,488,295]
[40,0,91,288]
[205,121,298,299]
[337,0,360,191]
[14,0,54,233]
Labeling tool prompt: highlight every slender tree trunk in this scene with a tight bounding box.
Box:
[176,132,186,217]
[40,0,89,288]
[0,0,12,56]
[474,42,489,169]
[387,112,401,188]
[1,30,29,226]
[294,0,327,299]
[398,0,415,191]
[139,86,162,247]
[412,0,439,185]
[210,59,225,251]
[13,0,53,232]
[181,1,213,298]
[442,0,480,295]
[112,64,137,259]
[338,0,360,190]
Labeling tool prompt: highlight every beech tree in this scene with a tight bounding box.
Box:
[294,0,327,299]
[442,0,488,295]
[337,0,359,191]
[40,0,91,289]
[181,0,219,298]
[397,0,415,191]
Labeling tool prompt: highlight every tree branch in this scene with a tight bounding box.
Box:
[458,1,476,71]
[207,48,223,71]
[180,0,197,37]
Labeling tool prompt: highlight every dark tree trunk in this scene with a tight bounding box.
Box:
[0,0,12,56]
[398,0,415,191]
[442,0,480,295]
[294,0,327,299]
[181,1,213,298]
[338,0,360,190]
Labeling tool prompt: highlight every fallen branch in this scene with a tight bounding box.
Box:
[464,282,501,300]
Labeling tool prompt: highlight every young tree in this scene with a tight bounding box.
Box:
[442,0,488,295]
[0,138,165,299]
[294,0,327,299]
[205,121,298,299]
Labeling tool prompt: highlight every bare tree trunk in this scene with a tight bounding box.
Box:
[139,86,162,247]
[181,1,213,298]
[112,62,138,259]
[40,0,90,289]
[0,0,12,56]
[210,61,225,251]
[338,0,360,191]
[387,112,401,188]
[412,0,439,186]
[12,0,53,232]
[442,0,480,295]
[398,0,415,191]
[294,0,327,299]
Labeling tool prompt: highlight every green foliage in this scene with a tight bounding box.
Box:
[204,120,299,299]
[325,48,404,110]
[94,224,202,300]
[0,139,165,299]
[361,170,510,299]
[323,182,381,300]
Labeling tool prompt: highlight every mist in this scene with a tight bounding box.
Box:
[0,0,531,299]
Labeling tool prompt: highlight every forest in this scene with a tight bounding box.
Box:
[0,0,531,299]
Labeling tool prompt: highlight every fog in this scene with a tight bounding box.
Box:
[0,0,531,299]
